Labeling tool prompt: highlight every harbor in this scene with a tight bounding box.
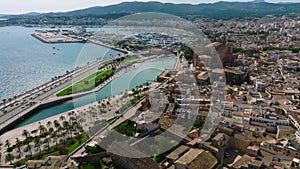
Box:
[31,28,129,54]
[31,28,90,43]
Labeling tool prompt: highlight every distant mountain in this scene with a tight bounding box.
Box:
[8,1,300,20]
[48,1,299,19]
[24,12,42,16]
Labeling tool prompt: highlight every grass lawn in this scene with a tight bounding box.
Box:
[79,158,107,169]
[113,120,136,137]
[130,95,144,105]
[57,69,115,96]
[117,95,144,113]
[118,101,132,113]
[154,129,165,135]
[80,164,95,169]
[106,116,118,124]
[66,133,89,154]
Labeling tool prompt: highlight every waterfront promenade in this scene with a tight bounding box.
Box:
[0,78,161,164]
[0,54,126,135]
[0,53,177,165]
[0,51,173,135]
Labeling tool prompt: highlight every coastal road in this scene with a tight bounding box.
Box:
[0,56,124,131]
[0,53,163,133]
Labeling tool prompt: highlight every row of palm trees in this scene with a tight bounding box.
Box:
[2,111,85,164]
[2,84,150,164]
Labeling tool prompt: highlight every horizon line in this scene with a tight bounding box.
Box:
[1,0,298,15]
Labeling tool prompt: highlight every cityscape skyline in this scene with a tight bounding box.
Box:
[0,0,299,15]
[0,0,300,167]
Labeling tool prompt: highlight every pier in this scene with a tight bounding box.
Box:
[88,39,129,54]
[32,32,86,43]
[31,29,129,55]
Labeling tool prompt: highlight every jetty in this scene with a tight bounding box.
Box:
[32,32,86,43]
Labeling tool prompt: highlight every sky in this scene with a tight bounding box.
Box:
[0,0,299,15]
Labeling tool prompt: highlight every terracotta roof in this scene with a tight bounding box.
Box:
[166,145,190,161]
[175,149,218,169]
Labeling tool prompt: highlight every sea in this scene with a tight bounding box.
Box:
[0,26,175,127]
[0,26,120,100]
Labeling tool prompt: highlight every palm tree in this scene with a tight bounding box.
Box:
[22,130,32,156]
[54,120,60,129]
[26,144,32,156]
[60,115,65,122]
[82,112,87,124]
[5,140,10,150]
[44,137,50,150]
[5,154,14,164]
[53,131,59,148]
[63,121,71,138]
[69,116,76,126]
[88,110,94,123]
[46,121,52,128]
[101,103,106,110]
[48,127,54,134]
[22,130,29,140]
[39,124,47,137]
[68,112,72,119]
[5,140,13,164]
[78,118,85,128]
[15,138,22,157]
[53,120,61,134]
[33,137,41,153]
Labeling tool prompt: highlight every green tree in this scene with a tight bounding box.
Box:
[5,154,14,164]
[22,130,32,156]
[15,138,22,157]
[39,124,47,137]
[33,137,41,153]
[46,121,52,128]
[63,121,71,138]
[5,140,10,150]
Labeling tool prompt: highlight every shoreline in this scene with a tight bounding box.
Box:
[0,56,172,147]
[0,55,130,136]
[0,57,129,135]
[0,39,128,110]
[0,55,173,135]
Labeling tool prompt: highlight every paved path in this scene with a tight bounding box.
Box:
[0,56,122,133]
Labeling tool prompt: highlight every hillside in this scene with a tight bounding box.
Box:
[50,1,300,19]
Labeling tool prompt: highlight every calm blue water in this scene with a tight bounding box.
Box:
[18,57,175,127]
[0,26,120,100]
